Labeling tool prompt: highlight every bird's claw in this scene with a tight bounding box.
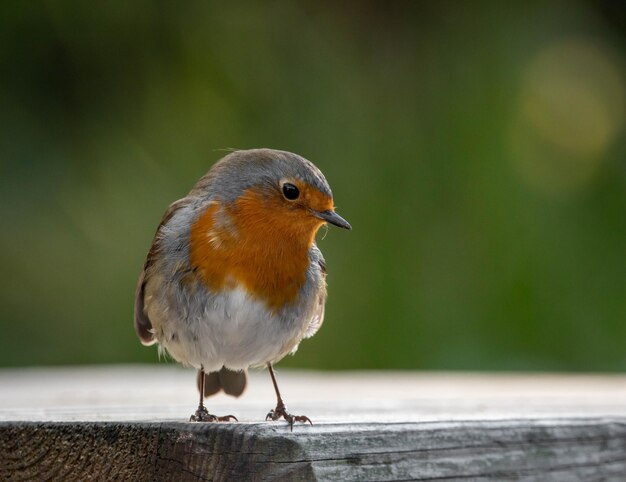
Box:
[291,415,312,425]
[190,406,238,422]
[266,402,312,430]
[216,414,238,422]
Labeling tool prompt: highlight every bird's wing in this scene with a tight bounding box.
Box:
[303,253,327,339]
[134,197,192,346]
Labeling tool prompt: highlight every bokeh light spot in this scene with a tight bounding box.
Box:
[510,38,625,195]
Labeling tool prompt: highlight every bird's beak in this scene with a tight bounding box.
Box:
[314,210,352,230]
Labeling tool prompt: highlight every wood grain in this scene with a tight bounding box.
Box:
[2,420,626,481]
[1,367,626,481]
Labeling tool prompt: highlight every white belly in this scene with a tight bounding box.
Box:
[145,281,310,372]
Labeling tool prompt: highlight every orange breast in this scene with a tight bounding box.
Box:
[189,189,327,310]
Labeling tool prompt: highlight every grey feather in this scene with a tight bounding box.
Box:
[189,148,332,203]
[133,198,193,346]
[304,247,327,339]
[134,269,155,346]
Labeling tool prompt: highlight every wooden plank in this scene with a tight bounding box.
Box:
[1,367,626,481]
[3,419,626,481]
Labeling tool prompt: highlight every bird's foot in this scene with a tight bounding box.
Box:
[189,405,238,422]
[266,400,312,430]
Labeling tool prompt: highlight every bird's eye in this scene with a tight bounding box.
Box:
[282,183,300,200]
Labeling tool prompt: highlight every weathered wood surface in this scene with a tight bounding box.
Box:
[1,366,626,481]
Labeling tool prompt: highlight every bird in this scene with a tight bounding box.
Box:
[134,148,351,427]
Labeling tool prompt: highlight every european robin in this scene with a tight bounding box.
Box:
[134,148,351,426]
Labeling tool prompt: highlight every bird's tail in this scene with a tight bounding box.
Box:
[197,367,247,398]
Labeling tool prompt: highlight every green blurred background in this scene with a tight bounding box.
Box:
[1,1,625,371]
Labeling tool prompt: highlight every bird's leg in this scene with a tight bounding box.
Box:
[265,363,312,430]
[190,367,212,421]
[189,367,238,422]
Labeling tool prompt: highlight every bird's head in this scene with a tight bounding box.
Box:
[193,149,351,245]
